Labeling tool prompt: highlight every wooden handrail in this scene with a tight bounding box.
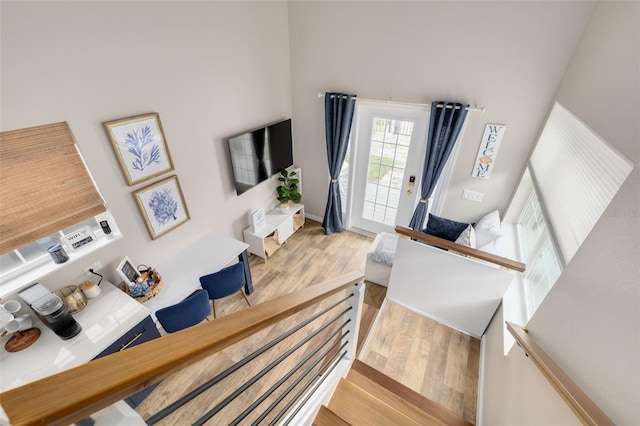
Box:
[0,271,364,426]
[394,225,526,272]
[506,322,614,426]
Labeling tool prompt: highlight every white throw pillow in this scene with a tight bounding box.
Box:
[454,224,476,248]
[478,237,506,257]
[474,210,502,248]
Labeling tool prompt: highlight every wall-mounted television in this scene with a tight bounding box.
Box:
[227,118,294,195]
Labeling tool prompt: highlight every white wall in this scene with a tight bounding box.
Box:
[482,2,640,424]
[1,1,292,289]
[287,1,594,224]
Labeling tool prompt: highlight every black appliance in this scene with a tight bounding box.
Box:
[226,118,294,195]
[18,283,82,340]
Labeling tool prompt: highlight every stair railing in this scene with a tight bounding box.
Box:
[0,272,364,426]
[507,322,614,425]
[395,225,526,272]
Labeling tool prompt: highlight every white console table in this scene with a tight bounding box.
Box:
[144,232,251,319]
[243,204,304,260]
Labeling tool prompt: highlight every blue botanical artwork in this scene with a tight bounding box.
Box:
[125,125,161,173]
[136,175,189,239]
[148,187,178,226]
[106,113,174,186]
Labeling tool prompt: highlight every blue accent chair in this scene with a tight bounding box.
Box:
[199,262,252,318]
[155,289,211,333]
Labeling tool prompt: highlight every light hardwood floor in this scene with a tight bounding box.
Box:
[135,220,373,424]
[135,220,479,424]
[360,301,480,424]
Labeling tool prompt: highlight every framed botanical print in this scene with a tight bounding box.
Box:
[104,112,175,186]
[133,175,190,239]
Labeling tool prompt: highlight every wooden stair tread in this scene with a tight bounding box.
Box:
[328,378,422,426]
[349,359,474,426]
[313,405,351,426]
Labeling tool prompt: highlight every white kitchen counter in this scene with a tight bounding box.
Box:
[0,281,150,392]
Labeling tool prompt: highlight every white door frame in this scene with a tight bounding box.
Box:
[343,101,430,237]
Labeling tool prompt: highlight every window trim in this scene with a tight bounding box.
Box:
[0,213,121,299]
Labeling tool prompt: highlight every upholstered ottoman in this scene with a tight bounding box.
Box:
[364,232,398,287]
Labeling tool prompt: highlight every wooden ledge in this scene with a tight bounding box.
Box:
[506,322,614,426]
[395,226,526,272]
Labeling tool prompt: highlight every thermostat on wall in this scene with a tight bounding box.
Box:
[62,226,97,251]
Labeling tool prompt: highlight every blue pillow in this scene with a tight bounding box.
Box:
[423,213,469,242]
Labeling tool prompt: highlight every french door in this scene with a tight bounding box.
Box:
[344,102,429,236]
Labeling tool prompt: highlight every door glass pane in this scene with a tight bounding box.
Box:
[365,182,377,202]
[371,118,385,141]
[390,168,403,189]
[362,117,414,225]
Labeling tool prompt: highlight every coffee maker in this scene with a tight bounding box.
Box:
[19,283,82,340]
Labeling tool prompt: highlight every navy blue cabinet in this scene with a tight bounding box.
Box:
[93,315,161,408]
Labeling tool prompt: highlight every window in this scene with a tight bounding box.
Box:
[517,187,562,314]
[0,213,119,286]
[530,102,634,264]
[0,122,106,253]
[509,102,633,318]
[0,218,99,277]
[0,122,120,294]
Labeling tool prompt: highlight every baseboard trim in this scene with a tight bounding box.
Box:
[305,213,322,222]
[476,334,486,426]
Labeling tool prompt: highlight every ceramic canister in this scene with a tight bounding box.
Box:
[81,280,101,299]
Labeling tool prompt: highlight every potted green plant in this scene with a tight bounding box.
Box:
[276,169,301,214]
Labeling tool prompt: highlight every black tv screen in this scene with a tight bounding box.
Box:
[227,119,294,195]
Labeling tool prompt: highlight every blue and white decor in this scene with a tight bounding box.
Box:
[472,124,506,180]
[104,112,175,186]
[134,175,190,239]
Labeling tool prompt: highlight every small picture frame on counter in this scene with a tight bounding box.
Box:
[116,256,140,285]
[250,208,266,233]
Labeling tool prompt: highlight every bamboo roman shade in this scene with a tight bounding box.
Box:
[0,122,106,254]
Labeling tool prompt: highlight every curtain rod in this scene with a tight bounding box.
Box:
[317,92,485,113]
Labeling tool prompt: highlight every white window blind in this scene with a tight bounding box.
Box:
[530,102,633,263]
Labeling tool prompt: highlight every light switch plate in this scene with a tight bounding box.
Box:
[462,189,484,203]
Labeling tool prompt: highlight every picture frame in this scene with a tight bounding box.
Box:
[103,112,175,186]
[116,256,140,285]
[250,208,266,233]
[133,175,190,239]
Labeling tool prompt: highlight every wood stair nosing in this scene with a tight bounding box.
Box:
[349,359,475,426]
[313,405,350,426]
[327,378,422,426]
